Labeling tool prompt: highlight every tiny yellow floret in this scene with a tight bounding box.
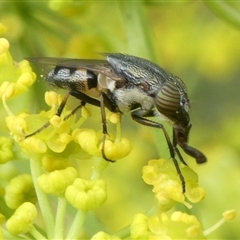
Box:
[4,174,36,209]
[223,209,236,221]
[6,202,37,235]
[107,112,121,124]
[38,167,78,196]
[65,178,107,211]
[130,213,149,239]
[76,129,101,156]
[102,138,132,160]
[41,154,70,171]
[45,91,59,107]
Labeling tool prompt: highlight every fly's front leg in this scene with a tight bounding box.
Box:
[25,93,74,138]
[131,109,186,192]
[62,90,118,162]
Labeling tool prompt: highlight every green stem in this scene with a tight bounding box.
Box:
[30,159,55,239]
[67,210,86,239]
[204,1,240,30]
[91,156,109,180]
[119,1,156,60]
[53,197,67,239]
[2,228,27,240]
[203,217,226,236]
[29,225,47,240]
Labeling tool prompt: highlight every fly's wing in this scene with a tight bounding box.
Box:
[26,57,122,80]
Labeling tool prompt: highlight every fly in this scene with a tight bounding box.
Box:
[26,53,207,192]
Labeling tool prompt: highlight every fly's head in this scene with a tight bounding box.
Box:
[155,76,207,164]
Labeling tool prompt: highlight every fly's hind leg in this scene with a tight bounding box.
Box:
[131,109,186,193]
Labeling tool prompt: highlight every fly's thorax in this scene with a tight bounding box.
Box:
[112,86,155,112]
[155,76,190,127]
[106,54,171,88]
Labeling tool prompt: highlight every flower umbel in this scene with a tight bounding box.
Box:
[142,159,205,209]
[0,38,36,99]
[131,212,206,240]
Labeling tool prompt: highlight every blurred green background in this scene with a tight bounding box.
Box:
[1,1,240,239]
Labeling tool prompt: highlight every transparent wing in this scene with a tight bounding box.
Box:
[26,57,122,80]
[26,57,107,67]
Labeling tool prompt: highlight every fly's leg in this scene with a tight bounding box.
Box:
[25,88,119,162]
[25,91,95,138]
[131,109,186,193]
[69,90,119,162]
[99,93,114,162]
[25,93,74,138]
[173,126,207,164]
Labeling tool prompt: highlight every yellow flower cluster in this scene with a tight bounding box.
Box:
[131,212,205,239]
[0,38,36,100]
[142,159,205,209]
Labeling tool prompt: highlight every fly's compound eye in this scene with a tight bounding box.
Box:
[156,80,181,121]
[156,77,191,126]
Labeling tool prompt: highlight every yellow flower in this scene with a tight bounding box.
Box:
[6,202,37,235]
[0,39,36,99]
[4,174,36,209]
[203,209,236,236]
[101,138,132,161]
[74,129,101,156]
[65,178,107,211]
[38,167,78,196]
[131,212,205,240]
[41,154,70,172]
[142,159,205,209]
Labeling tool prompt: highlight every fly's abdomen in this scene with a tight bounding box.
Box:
[47,67,98,93]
